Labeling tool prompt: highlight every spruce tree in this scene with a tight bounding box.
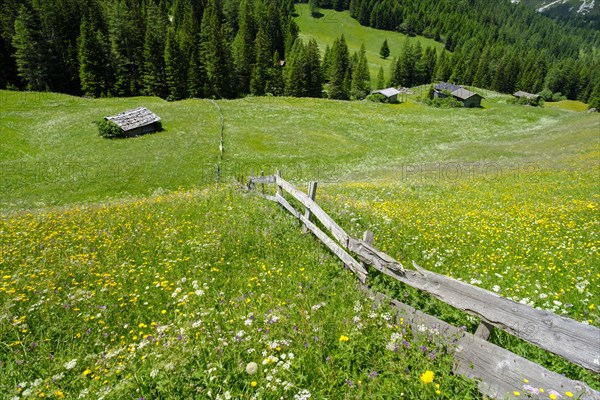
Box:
[304,38,323,98]
[328,35,350,100]
[350,43,370,99]
[250,26,271,95]
[200,0,233,98]
[309,0,320,17]
[12,5,47,91]
[284,39,306,97]
[78,18,112,97]
[379,39,389,59]
[266,50,284,96]
[142,2,168,98]
[165,27,188,100]
[377,66,385,89]
[232,0,256,95]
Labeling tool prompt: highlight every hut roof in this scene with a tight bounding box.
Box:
[105,107,161,132]
[435,82,462,92]
[374,87,402,98]
[451,88,482,100]
[513,91,539,99]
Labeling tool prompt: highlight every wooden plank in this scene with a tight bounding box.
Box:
[377,262,600,372]
[302,181,318,235]
[389,299,600,400]
[251,176,599,372]
[250,175,276,184]
[276,175,351,246]
[348,236,404,273]
[273,193,367,282]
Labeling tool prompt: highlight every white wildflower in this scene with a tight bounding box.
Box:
[64,359,77,370]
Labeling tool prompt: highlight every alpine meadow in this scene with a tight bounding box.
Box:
[1,0,599,399]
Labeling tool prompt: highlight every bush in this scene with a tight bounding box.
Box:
[366,93,389,103]
[551,92,567,102]
[423,96,463,108]
[95,119,124,138]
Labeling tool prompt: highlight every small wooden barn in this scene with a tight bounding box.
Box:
[105,107,161,136]
[434,82,484,108]
[513,91,540,104]
[373,87,402,103]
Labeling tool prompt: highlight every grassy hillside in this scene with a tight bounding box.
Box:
[2,90,596,209]
[294,4,445,87]
[1,90,599,397]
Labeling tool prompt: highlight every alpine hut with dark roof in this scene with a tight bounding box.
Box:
[434,82,484,108]
[105,107,162,137]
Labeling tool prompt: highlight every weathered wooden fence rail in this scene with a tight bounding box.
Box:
[247,173,600,400]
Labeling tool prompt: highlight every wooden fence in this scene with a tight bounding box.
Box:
[248,173,600,400]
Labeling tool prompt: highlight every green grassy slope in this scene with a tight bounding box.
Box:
[1,91,599,395]
[294,4,445,87]
[2,90,597,209]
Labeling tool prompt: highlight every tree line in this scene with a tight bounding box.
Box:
[1,0,599,106]
[341,0,600,104]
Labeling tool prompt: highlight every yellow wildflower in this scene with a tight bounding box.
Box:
[420,370,434,384]
[339,335,349,342]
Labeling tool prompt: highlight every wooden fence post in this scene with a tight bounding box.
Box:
[362,230,374,270]
[474,320,494,341]
[260,171,265,195]
[276,170,283,197]
[302,181,318,234]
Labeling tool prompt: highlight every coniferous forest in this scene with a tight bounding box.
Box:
[1,0,599,106]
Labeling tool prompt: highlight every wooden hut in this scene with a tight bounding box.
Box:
[434,82,484,108]
[513,91,540,105]
[105,107,161,136]
[372,87,402,103]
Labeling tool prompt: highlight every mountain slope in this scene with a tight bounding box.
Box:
[513,0,598,20]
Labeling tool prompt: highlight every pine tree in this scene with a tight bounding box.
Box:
[379,39,389,59]
[587,81,600,110]
[377,66,385,89]
[12,5,47,91]
[351,43,370,99]
[250,26,271,95]
[165,27,188,100]
[200,0,233,98]
[108,0,144,96]
[309,0,320,17]
[328,35,350,100]
[142,2,168,98]
[266,50,284,96]
[78,18,112,97]
[284,39,306,97]
[322,44,332,81]
[304,38,323,98]
[232,0,256,95]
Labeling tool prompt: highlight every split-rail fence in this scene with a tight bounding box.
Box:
[247,172,600,400]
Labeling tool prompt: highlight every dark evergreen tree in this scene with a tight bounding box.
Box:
[250,26,271,95]
[377,65,385,89]
[379,39,389,59]
[350,43,370,99]
[284,39,305,97]
[78,18,112,97]
[142,1,168,98]
[304,38,323,97]
[309,0,320,17]
[266,50,284,95]
[200,0,233,98]
[328,35,351,100]
[108,0,144,96]
[232,0,256,95]
[12,5,47,91]
[165,27,188,100]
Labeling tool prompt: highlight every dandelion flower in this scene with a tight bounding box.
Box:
[251,381,257,387]
[82,369,92,376]
[339,335,349,342]
[513,391,520,397]
[420,370,434,384]
[565,392,573,398]
[246,362,258,375]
